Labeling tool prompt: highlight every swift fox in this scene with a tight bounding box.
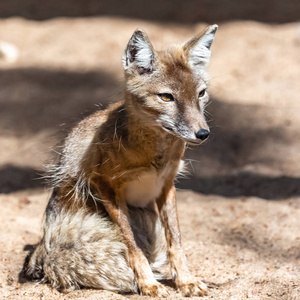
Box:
[23,25,218,297]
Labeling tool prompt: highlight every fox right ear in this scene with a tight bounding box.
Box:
[183,24,218,70]
[122,29,156,74]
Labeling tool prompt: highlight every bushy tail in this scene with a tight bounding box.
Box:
[22,210,137,293]
[22,206,170,293]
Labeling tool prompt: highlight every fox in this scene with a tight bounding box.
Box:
[23,25,218,297]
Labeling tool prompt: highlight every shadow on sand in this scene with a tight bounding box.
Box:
[1,67,298,200]
[177,173,300,200]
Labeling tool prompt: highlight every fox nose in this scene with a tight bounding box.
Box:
[196,129,210,140]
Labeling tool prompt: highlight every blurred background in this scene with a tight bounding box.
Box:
[1,2,300,299]
[0,0,299,198]
[0,0,299,22]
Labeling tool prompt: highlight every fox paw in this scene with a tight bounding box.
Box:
[177,278,208,297]
[139,282,169,297]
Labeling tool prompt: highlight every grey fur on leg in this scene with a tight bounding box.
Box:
[128,205,171,280]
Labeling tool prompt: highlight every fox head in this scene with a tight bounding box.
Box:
[122,25,218,144]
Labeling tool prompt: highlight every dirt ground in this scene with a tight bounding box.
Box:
[0,16,300,300]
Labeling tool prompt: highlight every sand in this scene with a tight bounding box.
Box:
[0,16,299,299]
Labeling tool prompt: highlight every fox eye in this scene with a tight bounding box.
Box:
[158,93,174,102]
[198,89,206,98]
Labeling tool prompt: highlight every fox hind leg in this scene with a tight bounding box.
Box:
[23,209,137,293]
[23,203,172,294]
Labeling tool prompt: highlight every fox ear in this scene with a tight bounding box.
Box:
[183,24,218,70]
[122,29,156,74]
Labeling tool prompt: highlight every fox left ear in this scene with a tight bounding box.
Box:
[183,24,218,70]
[122,29,156,74]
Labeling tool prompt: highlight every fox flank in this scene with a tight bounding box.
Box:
[23,25,218,297]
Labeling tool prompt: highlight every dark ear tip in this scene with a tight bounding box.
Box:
[133,28,147,38]
[208,24,218,34]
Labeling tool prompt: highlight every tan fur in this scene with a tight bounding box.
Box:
[23,25,218,297]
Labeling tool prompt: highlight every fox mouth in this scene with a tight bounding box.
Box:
[162,124,174,133]
[185,139,203,146]
[162,124,203,146]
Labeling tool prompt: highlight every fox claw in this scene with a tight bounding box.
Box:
[177,279,208,297]
[139,282,169,297]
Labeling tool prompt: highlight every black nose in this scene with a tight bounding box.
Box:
[196,129,210,140]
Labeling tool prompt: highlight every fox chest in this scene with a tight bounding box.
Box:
[124,166,172,207]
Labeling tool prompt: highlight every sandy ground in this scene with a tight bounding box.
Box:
[0,17,300,299]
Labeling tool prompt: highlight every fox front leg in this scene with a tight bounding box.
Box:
[157,185,208,297]
[100,195,169,297]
